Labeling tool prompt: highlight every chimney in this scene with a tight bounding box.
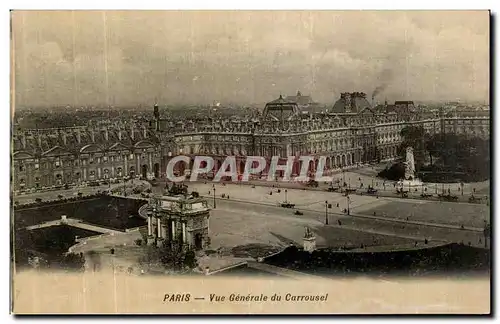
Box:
[62,133,67,145]
[104,129,109,141]
[118,129,122,140]
[143,126,147,138]
[37,134,42,147]
[77,129,81,143]
[90,129,95,142]
[130,125,135,140]
[204,266,210,276]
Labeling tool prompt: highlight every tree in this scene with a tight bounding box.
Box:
[139,238,199,273]
[54,253,86,271]
[158,239,198,271]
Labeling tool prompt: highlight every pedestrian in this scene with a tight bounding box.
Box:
[338,220,342,226]
[336,203,339,208]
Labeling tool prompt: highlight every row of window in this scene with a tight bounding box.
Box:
[16,152,160,171]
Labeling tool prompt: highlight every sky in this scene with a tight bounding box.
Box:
[11,10,490,108]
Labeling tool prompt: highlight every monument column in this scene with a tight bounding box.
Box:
[124,155,128,175]
[136,154,141,176]
[147,213,152,236]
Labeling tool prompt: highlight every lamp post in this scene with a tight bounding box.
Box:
[285,189,288,202]
[325,200,329,225]
[483,221,490,249]
[347,195,350,215]
[212,184,216,209]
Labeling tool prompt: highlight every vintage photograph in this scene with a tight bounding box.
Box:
[10,10,491,314]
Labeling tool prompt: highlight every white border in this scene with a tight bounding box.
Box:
[2,1,498,323]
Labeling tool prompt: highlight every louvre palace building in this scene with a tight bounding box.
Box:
[12,91,489,192]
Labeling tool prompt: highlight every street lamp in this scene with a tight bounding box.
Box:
[346,195,350,215]
[325,200,329,225]
[212,184,216,209]
[285,189,288,202]
[483,221,490,249]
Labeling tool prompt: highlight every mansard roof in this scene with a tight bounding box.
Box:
[284,91,315,106]
[12,125,160,157]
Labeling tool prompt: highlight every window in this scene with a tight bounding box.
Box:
[55,160,61,168]
[34,163,39,170]
[129,154,134,160]
[19,165,25,172]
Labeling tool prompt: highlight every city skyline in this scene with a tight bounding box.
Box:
[12,11,489,107]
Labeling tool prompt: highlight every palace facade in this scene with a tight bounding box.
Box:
[12,91,490,192]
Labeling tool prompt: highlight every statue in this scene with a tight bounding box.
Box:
[304,226,314,239]
[404,147,416,180]
[303,226,316,252]
[397,146,423,188]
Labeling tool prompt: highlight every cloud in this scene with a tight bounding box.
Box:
[12,10,489,107]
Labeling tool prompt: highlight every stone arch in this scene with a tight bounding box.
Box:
[308,160,315,174]
[238,160,245,174]
[346,153,351,166]
[342,155,346,167]
[325,157,331,169]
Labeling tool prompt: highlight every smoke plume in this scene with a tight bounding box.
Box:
[372,67,394,100]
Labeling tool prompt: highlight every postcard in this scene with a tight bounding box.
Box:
[10,10,491,315]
